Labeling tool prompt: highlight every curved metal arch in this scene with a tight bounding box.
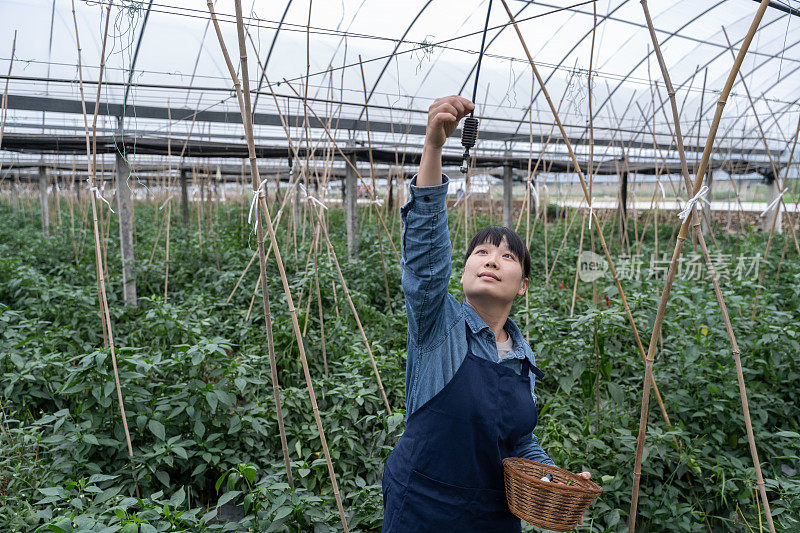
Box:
[736,66,800,147]
[584,0,728,135]
[408,0,491,102]
[505,0,632,139]
[251,0,293,114]
[696,21,798,122]
[456,2,537,96]
[355,0,435,123]
[574,3,786,162]
[650,13,794,158]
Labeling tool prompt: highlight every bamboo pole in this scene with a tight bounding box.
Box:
[226,249,258,304]
[0,31,15,174]
[498,0,677,441]
[265,63,393,415]
[569,212,587,317]
[358,56,394,312]
[631,3,775,531]
[207,0,295,493]
[210,2,348,523]
[164,109,173,299]
[280,79,401,269]
[71,0,137,493]
[313,224,329,376]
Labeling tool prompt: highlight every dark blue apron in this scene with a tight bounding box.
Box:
[382,330,545,532]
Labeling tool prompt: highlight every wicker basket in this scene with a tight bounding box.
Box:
[503,457,602,532]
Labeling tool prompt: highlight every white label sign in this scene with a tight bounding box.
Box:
[579,251,608,282]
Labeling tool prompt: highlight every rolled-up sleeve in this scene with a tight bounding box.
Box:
[513,431,555,466]
[401,174,452,351]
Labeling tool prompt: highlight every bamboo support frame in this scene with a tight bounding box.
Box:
[264,64,393,416]
[207,0,295,494]
[498,0,678,444]
[210,2,347,526]
[631,2,775,531]
[71,0,137,494]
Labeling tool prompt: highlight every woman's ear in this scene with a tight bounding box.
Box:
[517,277,529,296]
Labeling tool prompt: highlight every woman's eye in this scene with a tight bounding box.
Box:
[504,253,513,259]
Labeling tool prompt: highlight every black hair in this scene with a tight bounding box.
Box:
[465,226,531,279]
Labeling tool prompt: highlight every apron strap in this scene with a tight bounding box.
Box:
[521,357,531,377]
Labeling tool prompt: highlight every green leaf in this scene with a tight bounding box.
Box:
[155,470,170,486]
[48,518,73,533]
[194,419,205,439]
[240,464,257,484]
[173,446,188,460]
[38,486,67,498]
[95,485,122,505]
[88,474,119,484]
[148,419,166,441]
[235,377,247,392]
[216,490,242,507]
[215,473,227,494]
[83,434,99,445]
[140,524,157,533]
[206,390,218,411]
[170,487,186,508]
[607,509,620,527]
[273,506,292,521]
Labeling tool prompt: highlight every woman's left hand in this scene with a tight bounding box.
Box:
[556,471,592,523]
[576,472,591,524]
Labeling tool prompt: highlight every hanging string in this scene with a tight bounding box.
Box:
[247,179,268,232]
[460,0,493,174]
[87,178,115,213]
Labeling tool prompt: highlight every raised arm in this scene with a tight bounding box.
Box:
[402,96,474,349]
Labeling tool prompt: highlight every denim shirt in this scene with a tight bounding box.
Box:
[400,174,555,466]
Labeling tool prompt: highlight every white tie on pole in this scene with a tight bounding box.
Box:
[528,181,539,213]
[676,185,709,222]
[759,187,788,218]
[86,178,115,213]
[657,181,666,200]
[248,179,268,232]
[159,194,175,211]
[299,183,328,211]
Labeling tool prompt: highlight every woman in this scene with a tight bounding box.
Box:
[381,95,591,532]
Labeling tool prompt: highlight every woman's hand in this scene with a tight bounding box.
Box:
[554,471,592,525]
[418,95,474,187]
[424,95,474,150]
[576,471,591,525]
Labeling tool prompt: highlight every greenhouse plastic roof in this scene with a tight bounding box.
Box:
[1,0,799,172]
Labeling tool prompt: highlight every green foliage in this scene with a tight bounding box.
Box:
[1,200,799,532]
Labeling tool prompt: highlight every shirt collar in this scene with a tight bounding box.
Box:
[462,301,537,362]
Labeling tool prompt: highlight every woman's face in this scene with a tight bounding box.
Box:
[460,237,528,305]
